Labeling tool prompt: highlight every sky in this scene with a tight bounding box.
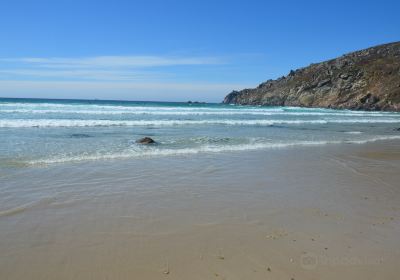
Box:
[0,0,399,102]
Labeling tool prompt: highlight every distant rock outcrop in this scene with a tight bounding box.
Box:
[223,42,400,111]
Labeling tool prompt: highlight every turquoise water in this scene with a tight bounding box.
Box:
[1,97,400,166]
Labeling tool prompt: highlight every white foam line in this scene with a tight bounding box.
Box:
[1,118,400,128]
[27,136,400,165]
[345,131,363,134]
[2,108,399,117]
[1,102,398,115]
[1,102,284,112]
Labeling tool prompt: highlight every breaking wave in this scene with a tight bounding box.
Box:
[1,118,400,128]
[27,136,400,165]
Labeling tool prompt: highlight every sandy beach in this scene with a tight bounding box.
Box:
[1,140,400,280]
[1,0,399,279]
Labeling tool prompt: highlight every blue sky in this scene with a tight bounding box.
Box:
[0,0,399,102]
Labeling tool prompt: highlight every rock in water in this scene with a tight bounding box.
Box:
[223,41,400,111]
[136,137,156,144]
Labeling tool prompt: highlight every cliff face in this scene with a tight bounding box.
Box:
[223,42,400,111]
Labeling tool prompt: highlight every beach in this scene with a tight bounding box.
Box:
[2,0,399,279]
[1,139,400,280]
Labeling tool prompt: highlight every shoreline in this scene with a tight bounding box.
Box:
[1,136,400,168]
[1,140,400,279]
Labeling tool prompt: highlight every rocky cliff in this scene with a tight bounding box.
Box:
[223,42,400,111]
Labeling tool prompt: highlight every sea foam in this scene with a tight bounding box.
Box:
[1,118,400,128]
[27,136,400,165]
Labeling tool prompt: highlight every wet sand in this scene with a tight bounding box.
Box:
[1,140,400,280]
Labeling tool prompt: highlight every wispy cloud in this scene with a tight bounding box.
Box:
[0,69,167,81]
[0,55,224,82]
[0,55,244,101]
[2,55,223,68]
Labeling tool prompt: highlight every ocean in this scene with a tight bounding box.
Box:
[2,97,400,280]
[1,97,400,167]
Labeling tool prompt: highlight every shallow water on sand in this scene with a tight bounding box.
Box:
[1,140,400,280]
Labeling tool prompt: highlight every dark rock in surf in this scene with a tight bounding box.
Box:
[136,137,156,144]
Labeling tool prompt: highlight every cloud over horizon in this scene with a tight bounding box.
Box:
[0,80,250,102]
[0,54,248,101]
[0,55,224,81]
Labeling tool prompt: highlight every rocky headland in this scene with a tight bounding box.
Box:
[223,42,400,111]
